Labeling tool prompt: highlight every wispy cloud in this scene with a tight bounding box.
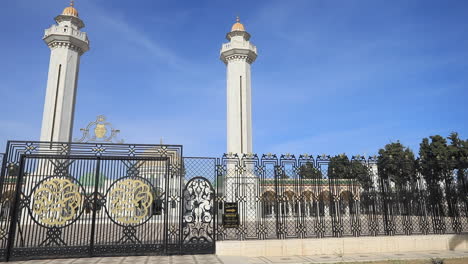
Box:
[89,5,192,71]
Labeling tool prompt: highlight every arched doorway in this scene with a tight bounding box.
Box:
[340,191,354,216]
[262,191,275,217]
[318,191,332,217]
[283,191,296,216]
[302,191,314,217]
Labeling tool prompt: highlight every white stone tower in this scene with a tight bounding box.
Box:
[40,1,89,143]
[220,17,257,155]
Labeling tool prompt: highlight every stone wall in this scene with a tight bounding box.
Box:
[216,234,468,256]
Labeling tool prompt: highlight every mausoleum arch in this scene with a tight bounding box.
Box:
[302,191,314,202]
[261,191,275,202]
[261,191,276,217]
[339,190,355,215]
[283,191,296,200]
[318,190,332,202]
[340,190,353,203]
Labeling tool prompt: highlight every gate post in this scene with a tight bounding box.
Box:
[179,159,184,254]
[5,155,26,261]
[163,160,170,254]
[215,160,223,240]
[274,165,280,239]
[89,157,101,257]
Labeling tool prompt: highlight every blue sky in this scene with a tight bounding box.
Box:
[0,0,467,157]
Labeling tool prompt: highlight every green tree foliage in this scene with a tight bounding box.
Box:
[448,132,468,180]
[350,158,373,190]
[328,154,372,188]
[377,142,417,188]
[419,134,467,216]
[298,162,323,179]
[328,154,350,179]
[446,132,468,204]
[419,135,451,184]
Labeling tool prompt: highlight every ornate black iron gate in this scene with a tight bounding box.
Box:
[4,154,215,261]
[182,177,215,253]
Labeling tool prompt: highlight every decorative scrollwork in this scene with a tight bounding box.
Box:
[106,178,153,226]
[183,177,214,244]
[31,177,82,227]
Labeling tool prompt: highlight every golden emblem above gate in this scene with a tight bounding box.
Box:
[94,124,107,139]
[74,115,123,143]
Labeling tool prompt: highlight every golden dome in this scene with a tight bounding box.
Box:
[62,0,79,17]
[231,16,245,32]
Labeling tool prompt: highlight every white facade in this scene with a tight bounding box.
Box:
[40,5,89,143]
[220,19,257,155]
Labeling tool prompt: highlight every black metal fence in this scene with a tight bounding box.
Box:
[0,141,467,260]
[0,141,216,261]
[188,153,468,241]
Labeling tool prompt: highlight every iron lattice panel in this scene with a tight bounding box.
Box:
[209,153,468,241]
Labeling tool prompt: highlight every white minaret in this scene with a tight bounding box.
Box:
[40,1,89,143]
[220,17,257,155]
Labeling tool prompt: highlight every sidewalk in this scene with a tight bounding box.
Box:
[233,250,468,263]
[6,250,468,264]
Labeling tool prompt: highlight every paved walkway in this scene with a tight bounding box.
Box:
[7,250,468,264]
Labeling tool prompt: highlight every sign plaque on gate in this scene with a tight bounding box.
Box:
[222,202,239,228]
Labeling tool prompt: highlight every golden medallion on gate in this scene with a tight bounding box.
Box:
[107,178,153,225]
[32,177,82,227]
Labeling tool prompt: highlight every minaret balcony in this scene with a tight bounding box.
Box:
[221,42,257,54]
[44,25,90,53]
[44,25,88,43]
[220,41,257,64]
